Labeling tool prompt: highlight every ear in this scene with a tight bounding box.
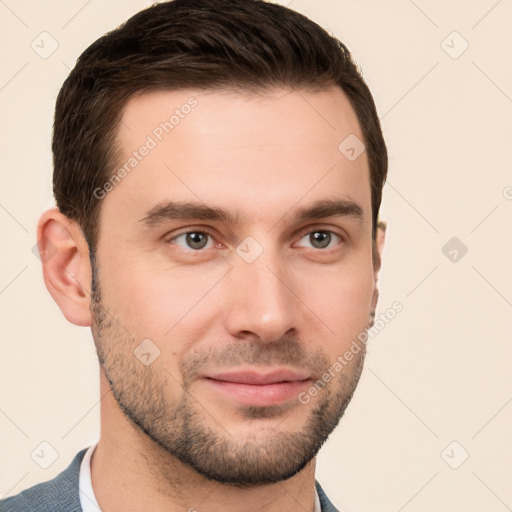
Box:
[36,208,92,326]
[370,221,387,322]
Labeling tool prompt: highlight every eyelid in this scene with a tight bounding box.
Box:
[302,223,345,235]
[294,223,347,242]
[164,226,218,242]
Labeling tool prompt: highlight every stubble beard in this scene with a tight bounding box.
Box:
[89,261,366,487]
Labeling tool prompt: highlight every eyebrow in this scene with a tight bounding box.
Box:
[139,198,364,227]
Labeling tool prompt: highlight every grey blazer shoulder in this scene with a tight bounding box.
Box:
[0,449,85,512]
[1,449,340,512]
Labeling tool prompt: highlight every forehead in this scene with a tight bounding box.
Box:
[102,87,371,230]
[119,86,363,151]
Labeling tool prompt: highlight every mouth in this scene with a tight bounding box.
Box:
[202,369,312,407]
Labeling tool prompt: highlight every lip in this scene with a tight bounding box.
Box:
[207,369,311,385]
[202,369,312,406]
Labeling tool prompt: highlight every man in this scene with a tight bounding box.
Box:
[2,0,387,510]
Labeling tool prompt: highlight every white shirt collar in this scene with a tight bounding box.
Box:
[79,444,322,512]
[78,444,101,512]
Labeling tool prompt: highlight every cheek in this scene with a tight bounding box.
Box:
[295,260,375,344]
[99,256,224,344]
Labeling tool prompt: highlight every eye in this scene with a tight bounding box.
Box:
[296,230,342,250]
[169,231,215,251]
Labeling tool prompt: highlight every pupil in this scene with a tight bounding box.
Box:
[311,231,330,248]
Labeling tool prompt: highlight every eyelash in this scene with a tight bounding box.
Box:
[165,227,345,252]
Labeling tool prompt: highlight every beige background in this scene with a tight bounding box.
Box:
[1,1,511,511]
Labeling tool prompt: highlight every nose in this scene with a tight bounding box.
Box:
[222,245,300,343]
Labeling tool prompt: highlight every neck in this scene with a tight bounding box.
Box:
[92,376,318,512]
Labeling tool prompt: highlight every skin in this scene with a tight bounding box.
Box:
[38,86,385,512]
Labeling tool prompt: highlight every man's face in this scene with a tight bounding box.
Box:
[91,87,377,485]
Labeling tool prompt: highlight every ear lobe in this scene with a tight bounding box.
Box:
[37,208,93,327]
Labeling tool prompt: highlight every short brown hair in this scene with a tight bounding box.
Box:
[53,0,387,251]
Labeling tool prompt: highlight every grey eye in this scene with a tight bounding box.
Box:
[297,230,341,250]
[186,232,209,249]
